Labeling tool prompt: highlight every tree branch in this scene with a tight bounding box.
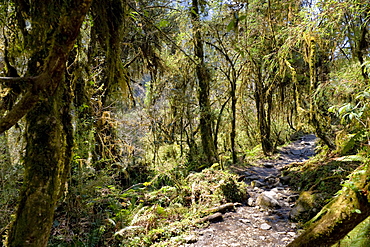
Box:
[0,76,36,84]
[0,88,39,133]
[0,0,92,135]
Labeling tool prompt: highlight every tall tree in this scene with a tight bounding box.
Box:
[242,0,291,155]
[0,0,91,246]
[205,12,247,164]
[190,0,217,166]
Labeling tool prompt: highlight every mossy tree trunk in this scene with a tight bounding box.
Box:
[307,37,336,149]
[287,164,370,247]
[190,0,218,166]
[0,1,92,246]
[230,79,237,163]
[7,80,73,247]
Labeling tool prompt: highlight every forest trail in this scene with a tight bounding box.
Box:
[183,134,317,247]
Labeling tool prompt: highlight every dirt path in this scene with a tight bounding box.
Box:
[183,134,317,247]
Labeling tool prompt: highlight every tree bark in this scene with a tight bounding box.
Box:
[190,0,217,166]
[4,1,92,246]
[254,82,274,155]
[356,22,369,80]
[307,37,336,150]
[230,78,237,164]
[287,164,370,247]
[7,80,73,247]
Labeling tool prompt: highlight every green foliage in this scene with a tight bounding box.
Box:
[284,156,360,207]
[335,130,368,156]
[106,167,248,246]
[2,0,370,245]
[48,156,248,246]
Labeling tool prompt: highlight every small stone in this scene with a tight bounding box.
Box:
[247,197,255,207]
[287,232,296,237]
[263,163,274,168]
[252,187,264,193]
[265,177,278,185]
[259,236,266,240]
[260,223,272,230]
[184,235,198,243]
[239,219,250,224]
[248,175,260,180]
[291,149,301,155]
[244,171,252,176]
[288,195,299,202]
[251,180,265,187]
[271,187,282,192]
[279,176,291,185]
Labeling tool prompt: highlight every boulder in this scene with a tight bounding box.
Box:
[289,191,318,222]
[256,191,281,209]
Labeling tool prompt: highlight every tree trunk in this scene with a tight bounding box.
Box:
[190,0,217,166]
[255,83,273,155]
[3,1,91,246]
[287,164,370,247]
[7,81,73,247]
[230,80,237,164]
[91,1,126,170]
[307,37,336,149]
[0,132,11,167]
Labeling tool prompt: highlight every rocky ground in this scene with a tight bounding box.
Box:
[182,134,317,247]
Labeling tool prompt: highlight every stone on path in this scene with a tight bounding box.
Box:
[260,223,272,230]
[247,197,255,207]
[256,191,281,209]
[263,163,274,168]
[290,149,302,155]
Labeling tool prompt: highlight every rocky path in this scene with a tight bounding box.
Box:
[183,134,317,247]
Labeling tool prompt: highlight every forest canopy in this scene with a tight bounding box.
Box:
[0,0,369,246]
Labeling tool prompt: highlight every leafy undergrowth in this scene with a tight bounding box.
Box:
[49,167,248,246]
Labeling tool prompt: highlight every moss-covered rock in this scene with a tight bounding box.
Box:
[289,191,320,222]
[186,168,249,207]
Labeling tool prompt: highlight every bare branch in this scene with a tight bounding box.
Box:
[0,76,36,85]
